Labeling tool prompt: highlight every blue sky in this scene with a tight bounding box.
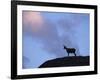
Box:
[22,11,90,69]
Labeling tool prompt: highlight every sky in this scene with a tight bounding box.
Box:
[22,11,90,69]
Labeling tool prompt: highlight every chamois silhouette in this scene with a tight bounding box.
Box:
[64,45,76,56]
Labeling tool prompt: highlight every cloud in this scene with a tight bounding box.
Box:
[23,11,89,58]
[22,11,44,32]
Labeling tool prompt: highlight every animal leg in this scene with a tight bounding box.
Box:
[68,53,69,56]
[74,53,76,56]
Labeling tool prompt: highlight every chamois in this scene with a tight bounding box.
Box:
[64,45,76,56]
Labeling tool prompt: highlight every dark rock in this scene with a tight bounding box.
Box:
[39,56,89,68]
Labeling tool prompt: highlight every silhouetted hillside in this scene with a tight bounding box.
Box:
[39,56,89,68]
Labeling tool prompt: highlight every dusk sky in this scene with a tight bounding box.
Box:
[22,11,90,69]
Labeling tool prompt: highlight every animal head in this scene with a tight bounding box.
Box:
[63,45,67,49]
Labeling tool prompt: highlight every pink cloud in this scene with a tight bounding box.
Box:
[23,11,44,32]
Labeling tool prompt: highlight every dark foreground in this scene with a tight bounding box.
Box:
[39,56,89,68]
